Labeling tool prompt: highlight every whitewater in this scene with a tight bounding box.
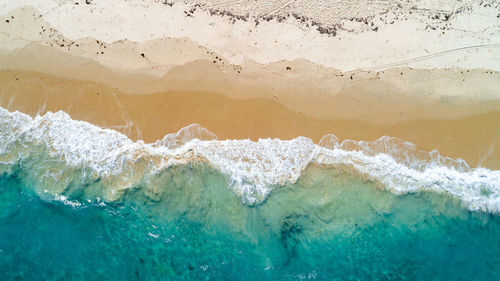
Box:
[1,106,499,212]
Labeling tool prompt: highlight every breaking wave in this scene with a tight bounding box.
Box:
[0,107,499,212]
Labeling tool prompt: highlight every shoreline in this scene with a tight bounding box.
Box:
[2,105,500,212]
[0,1,499,169]
[1,69,499,169]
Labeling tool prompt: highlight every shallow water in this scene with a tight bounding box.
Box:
[1,107,500,280]
[1,164,500,280]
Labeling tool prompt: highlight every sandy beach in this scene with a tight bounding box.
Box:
[1,0,499,169]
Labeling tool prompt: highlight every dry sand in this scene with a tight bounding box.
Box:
[1,1,499,71]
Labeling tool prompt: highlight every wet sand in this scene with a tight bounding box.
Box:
[1,69,499,169]
[2,44,500,124]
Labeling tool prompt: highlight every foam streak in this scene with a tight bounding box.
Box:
[0,107,499,212]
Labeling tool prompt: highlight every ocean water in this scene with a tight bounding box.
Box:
[1,107,500,280]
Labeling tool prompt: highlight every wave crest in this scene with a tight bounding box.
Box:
[319,134,470,172]
[0,107,499,212]
[154,123,217,149]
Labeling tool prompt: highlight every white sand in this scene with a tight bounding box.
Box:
[1,0,499,73]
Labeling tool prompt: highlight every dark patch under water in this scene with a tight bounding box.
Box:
[1,164,499,280]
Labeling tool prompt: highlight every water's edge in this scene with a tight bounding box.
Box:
[0,107,499,212]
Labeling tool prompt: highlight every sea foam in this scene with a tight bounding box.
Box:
[0,107,499,212]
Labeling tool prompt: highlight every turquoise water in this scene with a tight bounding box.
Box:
[1,163,499,280]
[1,108,500,280]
